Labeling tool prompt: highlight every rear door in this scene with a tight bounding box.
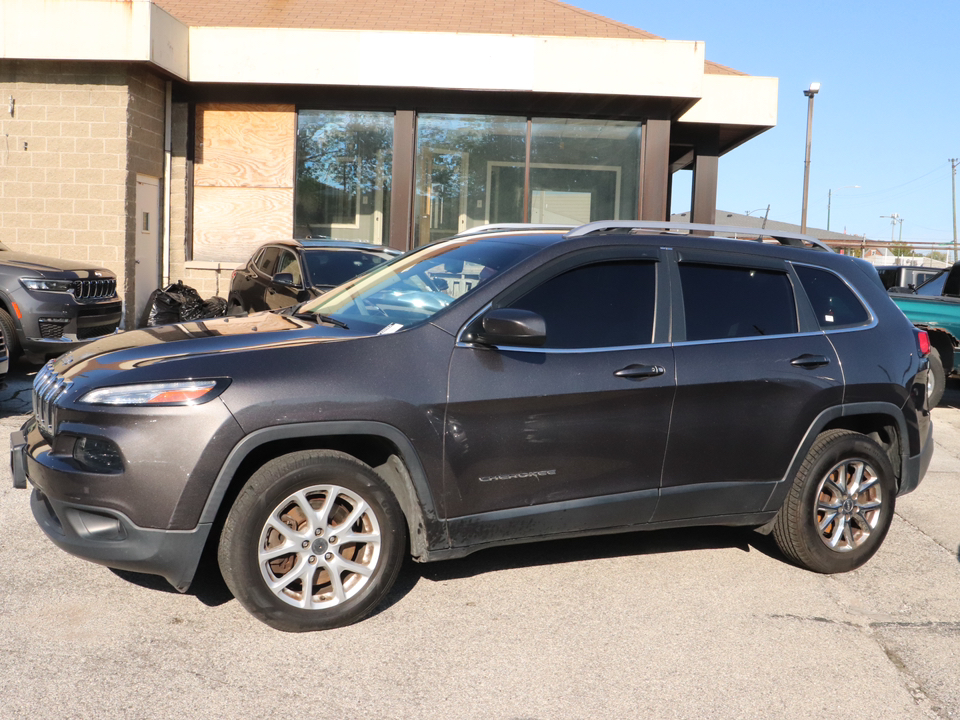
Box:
[654,249,843,522]
[444,247,675,547]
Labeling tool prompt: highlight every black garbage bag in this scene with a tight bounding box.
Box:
[201,296,228,318]
[140,282,228,327]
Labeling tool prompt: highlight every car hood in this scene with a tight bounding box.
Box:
[52,311,365,380]
[0,249,112,277]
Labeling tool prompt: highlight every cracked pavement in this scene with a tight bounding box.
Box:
[0,362,958,719]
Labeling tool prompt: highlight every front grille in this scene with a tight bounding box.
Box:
[39,322,65,339]
[33,362,72,438]
[78,322,119,340]
[72,278,117,300]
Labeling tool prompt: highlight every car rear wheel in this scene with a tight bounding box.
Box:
[772,429,895,574]
[218,450,407,632]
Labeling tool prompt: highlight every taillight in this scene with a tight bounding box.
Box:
[915,328,931,356]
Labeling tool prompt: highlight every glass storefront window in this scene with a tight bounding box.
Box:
[295,110,393,244]
[529,118,641,225]
[414,114,641,246]
[414,114,527,247]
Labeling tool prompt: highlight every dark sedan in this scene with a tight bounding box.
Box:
[228,239,400,313]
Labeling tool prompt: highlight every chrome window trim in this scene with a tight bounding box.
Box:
[455,340,672,354]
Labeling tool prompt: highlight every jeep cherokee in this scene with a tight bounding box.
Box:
[11,221,933,632]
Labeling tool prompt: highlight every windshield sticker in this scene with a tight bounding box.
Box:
[378,323,404,335]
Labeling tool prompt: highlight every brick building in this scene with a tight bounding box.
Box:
[0,0,778,326]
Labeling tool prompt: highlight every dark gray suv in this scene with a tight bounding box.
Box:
[0,243,122,360]
[11,222,934,632]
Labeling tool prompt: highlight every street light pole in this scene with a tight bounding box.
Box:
[950,158,959,263]
[827,185,859,231]
[800,82,820,234]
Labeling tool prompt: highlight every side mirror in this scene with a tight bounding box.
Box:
[467,308,546,347]
[273,272,297,287]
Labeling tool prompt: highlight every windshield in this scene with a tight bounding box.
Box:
[299,237,538,334]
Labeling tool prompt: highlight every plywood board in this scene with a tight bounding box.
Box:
[193,186,293,262]
[195,103,295,188]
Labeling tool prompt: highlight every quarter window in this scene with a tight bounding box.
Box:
[679,263,797,341]
[794,265,869,328]
[506,260,656,349]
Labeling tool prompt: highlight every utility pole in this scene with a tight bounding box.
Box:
[951,158,959,263]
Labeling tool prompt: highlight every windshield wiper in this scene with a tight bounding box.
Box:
[294,311,349,330]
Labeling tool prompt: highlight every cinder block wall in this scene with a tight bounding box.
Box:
[0,59,165,327]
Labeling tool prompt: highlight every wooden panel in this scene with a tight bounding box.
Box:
[195,103,295,188]
[193,186,293,262]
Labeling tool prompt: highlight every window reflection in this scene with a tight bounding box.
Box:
[296,110,393,243]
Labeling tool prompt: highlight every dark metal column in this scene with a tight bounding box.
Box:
[639,118,670,221]
[690,133,719,226]
[389,110,416,251]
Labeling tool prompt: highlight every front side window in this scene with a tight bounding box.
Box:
[506,261,655,349]
[680,263,797,341]
[275,250,302,286]
[794,265,869,329]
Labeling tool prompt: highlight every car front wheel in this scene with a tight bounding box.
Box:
[772,429,895,574]
[218,450,407,632]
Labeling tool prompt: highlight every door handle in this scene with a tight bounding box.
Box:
[614,364,665,379]
[791,354,830,369]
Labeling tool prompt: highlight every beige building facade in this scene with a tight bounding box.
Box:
[0,0,779,327]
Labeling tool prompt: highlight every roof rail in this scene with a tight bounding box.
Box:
[565,220,833,252]
[454,223,573,238]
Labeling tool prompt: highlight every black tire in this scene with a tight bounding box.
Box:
[927,346,946,408]
[0,308,21,360]
[772,429,895,574]
[218,450,407,632]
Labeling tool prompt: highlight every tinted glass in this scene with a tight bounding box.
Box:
[304,250,392,288]
[680,263,797,341]
[508,261,655,349]
[255,247,281,276]
[275,250,302,285]
[794,265,869,329]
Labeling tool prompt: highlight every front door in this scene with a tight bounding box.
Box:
[443,251,675,547]
[135,175,161,323]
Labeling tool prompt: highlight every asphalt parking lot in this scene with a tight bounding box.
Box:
[1,361,959,719]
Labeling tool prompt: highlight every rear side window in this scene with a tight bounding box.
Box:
[255,247,281,276]
[679,263,797,341]
[794,265,869,329]
[507,260,656,349]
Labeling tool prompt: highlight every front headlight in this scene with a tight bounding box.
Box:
[78,379,230,406]
[21,277,75,292]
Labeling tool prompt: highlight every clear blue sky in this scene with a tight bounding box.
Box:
[576,0,959,248]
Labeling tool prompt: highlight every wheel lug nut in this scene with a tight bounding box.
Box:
[325,552,333,561]
[308,556,317,564]
[302,540,310,548]
[329,536,338,544]
[315,528,323,536]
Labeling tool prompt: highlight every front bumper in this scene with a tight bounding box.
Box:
[10,286,122,356]
[11,426,210,592]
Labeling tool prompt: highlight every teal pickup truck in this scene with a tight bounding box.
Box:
[888,263,960,406]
